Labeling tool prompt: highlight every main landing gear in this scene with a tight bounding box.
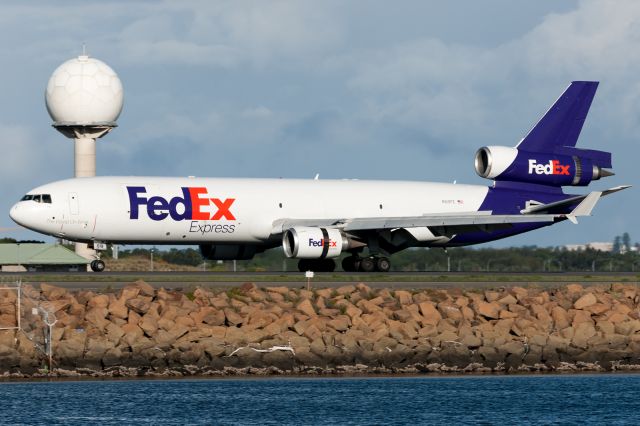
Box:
[90,259,106,272]
[341,255,391,272]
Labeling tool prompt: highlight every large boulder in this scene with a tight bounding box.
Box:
[574,293,597,310]
[125,298,151,315]
[40,283,68,300]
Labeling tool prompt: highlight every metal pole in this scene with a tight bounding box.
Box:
[17,281,21,331]
[233,260,237,273]
[48,324,53,371]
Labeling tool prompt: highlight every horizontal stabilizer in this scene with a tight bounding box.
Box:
[566,191,601,224]
[521,185,631,215]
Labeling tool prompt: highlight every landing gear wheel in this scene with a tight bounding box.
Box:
[342,256,361,272]
[375,257,391,272]
[321,259,336,272]
[359,257,375,272]
[90,259,106,272]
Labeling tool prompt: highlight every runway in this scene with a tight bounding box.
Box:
[0,271,637,291]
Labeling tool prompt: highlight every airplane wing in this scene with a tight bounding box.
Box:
[271,188,625,235]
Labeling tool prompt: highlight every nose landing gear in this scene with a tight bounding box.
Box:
[90,259,105,272]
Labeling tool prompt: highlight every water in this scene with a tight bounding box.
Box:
[0,374,638,425]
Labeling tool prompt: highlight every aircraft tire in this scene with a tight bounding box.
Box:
[90,260,106,273]
[359,257,375,272]
[342,256,360,272]
[375,257,391,272]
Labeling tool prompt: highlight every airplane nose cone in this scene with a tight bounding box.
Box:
[9,203,22,226]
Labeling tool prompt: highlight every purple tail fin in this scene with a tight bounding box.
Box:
[517,81,598,152]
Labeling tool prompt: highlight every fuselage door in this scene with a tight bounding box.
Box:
[69,192,79,215]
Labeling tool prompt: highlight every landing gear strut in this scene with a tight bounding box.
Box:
[342,255,391,272]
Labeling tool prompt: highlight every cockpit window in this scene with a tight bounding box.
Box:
[20,194,52,203]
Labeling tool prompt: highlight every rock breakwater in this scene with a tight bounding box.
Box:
[1,281,639,378]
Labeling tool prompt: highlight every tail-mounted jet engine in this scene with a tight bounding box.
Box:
[282,227,348,259]
[474,146,614,186]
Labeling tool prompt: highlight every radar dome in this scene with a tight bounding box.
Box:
[45,55,124,125]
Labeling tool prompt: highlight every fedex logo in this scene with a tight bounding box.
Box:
[527,159,570,176]
[308,238,337,247]
[127,186,236,221]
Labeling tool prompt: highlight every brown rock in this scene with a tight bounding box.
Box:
[394,290,413,305]
[574,293,597,310]
[105,322,125,344]
[566,284,584,294]
[131,280,155,297]
[585,303,610,315]
[40,283,67,300]
[119,285,140,301]
[336,285,356,296]
[224,308,244,326]
[328,316,350,332]
[476,301,500,320]
[42,299,71,314]
[572,322,596,348]
[265,286,289,295]
[499,310,518,319]
[418,302,442,325]
[108,300,128,320]
[509,287,528,301]
[356,283,372,293]
[614,320,640,336]
[343,303,363,320]
[484,291,501,302]
[126,298,151,315]
[87,294,110,309]
[297,299,316,317]
[570,309,593,327]
[139,315,158,337]
[596,320,615,335]
[438,303,462,322]
[497,294,518,305]
[84,307,110,331]
[551,306,570,330]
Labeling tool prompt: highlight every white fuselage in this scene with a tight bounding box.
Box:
[10,176,489,245]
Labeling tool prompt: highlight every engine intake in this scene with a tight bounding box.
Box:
[475,146,613,187]
[282,227,348,259]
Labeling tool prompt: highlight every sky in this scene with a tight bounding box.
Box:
[0,0,638,248]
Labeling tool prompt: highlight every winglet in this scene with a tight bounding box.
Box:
[566,191,602,224]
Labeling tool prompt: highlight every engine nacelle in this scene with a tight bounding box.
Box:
[282,227,348,259]
[475,146,612,187]
[199,244,261,260]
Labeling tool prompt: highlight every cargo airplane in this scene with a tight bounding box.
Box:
[9,82,629,272]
